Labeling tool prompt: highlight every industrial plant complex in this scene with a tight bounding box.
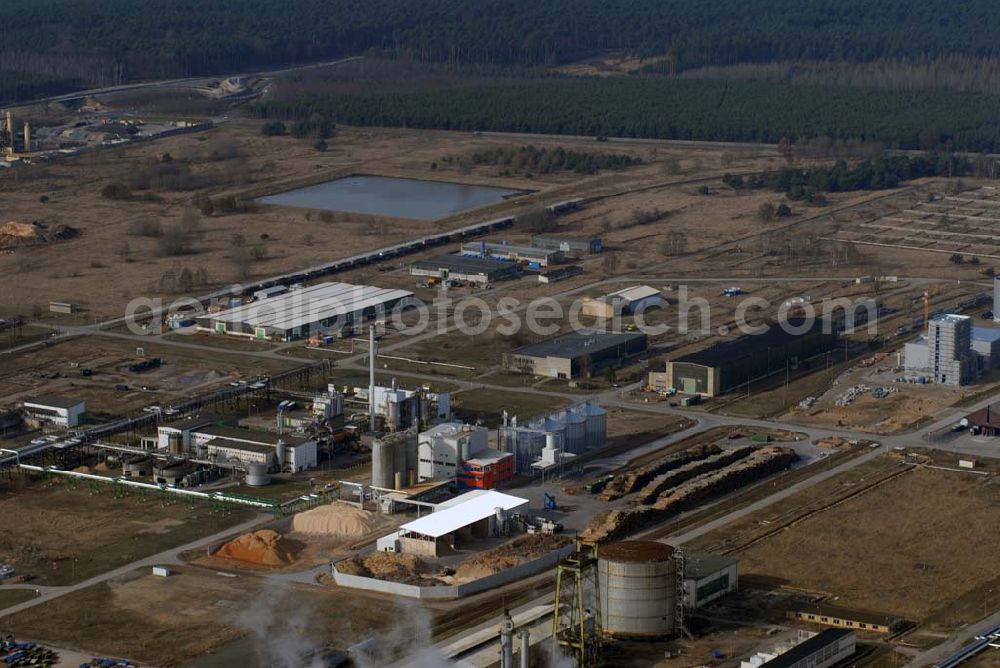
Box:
[3,38,1000,668]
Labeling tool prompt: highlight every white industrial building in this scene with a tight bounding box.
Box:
[193,425,317,472]
[21,395,86,428]
[417,422,489,482]
[377,490,528,557]
[197,282,416,341]
[157,423,317,471]
[682,553,739,608]
[581,285,666,319]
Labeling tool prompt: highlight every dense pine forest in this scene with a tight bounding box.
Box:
[251,78,1000,153]
[3,0,1000,89]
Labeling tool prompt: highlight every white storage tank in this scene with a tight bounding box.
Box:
[598,541,677,638]
[574,402,607,449]
[246,462,271,487]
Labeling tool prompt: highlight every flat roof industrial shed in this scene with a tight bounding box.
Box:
[760,629,855,668]
[531,233,602,255]
[198,282,416,341]
[460,241,563,267]
[667,319,838,397]
[410,254,521,285]
[504,329,648,379]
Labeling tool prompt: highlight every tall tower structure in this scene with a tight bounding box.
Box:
[927,314,974,385]
[1,111,14,159]
[993,275,1000,323]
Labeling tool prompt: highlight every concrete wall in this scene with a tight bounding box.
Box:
[332,543,575,600]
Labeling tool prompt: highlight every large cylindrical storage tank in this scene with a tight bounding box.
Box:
[556,410,586,454]
[508,429,546,475]
[575,402,607,449]
[246,462,271,487]
[598,541,677,638]
[371,438,396,488]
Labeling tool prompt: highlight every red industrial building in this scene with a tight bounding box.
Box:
[457,449,515,490]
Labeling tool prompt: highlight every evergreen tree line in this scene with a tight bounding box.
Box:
[0,70,81,105]
[724,154,971,202]
[4,0,1000,93]
[468,145,641,175]
[251,77,1000,153]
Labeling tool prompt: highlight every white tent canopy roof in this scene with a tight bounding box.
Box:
[399,490,528,538]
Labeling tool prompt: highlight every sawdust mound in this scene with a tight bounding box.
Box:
[455,534,571,581]
[215,529,300,566]
[291,502,378,537]
[337,552,429,583]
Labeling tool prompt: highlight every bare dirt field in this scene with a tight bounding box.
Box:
[690,454,1000,628]
[0,334,298,416]
[0,475,253,586]
[821,184,1000,262]
[790,361,992,434]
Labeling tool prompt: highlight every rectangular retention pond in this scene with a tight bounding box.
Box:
[256,174,528,220]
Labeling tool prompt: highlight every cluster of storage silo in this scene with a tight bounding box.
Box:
[499,402,608,473]
[574,401,607,449]
[371,428,418,489]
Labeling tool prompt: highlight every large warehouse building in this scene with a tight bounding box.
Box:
[410,254,521,286]
[663,320,838,397]
[198,282,416,341]
[503,330,648,379]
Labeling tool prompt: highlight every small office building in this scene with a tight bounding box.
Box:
[683,553,739,608]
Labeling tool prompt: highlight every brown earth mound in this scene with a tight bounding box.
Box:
[290,502,378,537]
[214,529,300,566]
[0,221,78,250]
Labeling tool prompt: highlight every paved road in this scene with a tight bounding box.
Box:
[908,611,1000,668]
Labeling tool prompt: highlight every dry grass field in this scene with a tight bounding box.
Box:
[0,476,253,586]
[0,114,866,323]
[691,456,1000,628]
